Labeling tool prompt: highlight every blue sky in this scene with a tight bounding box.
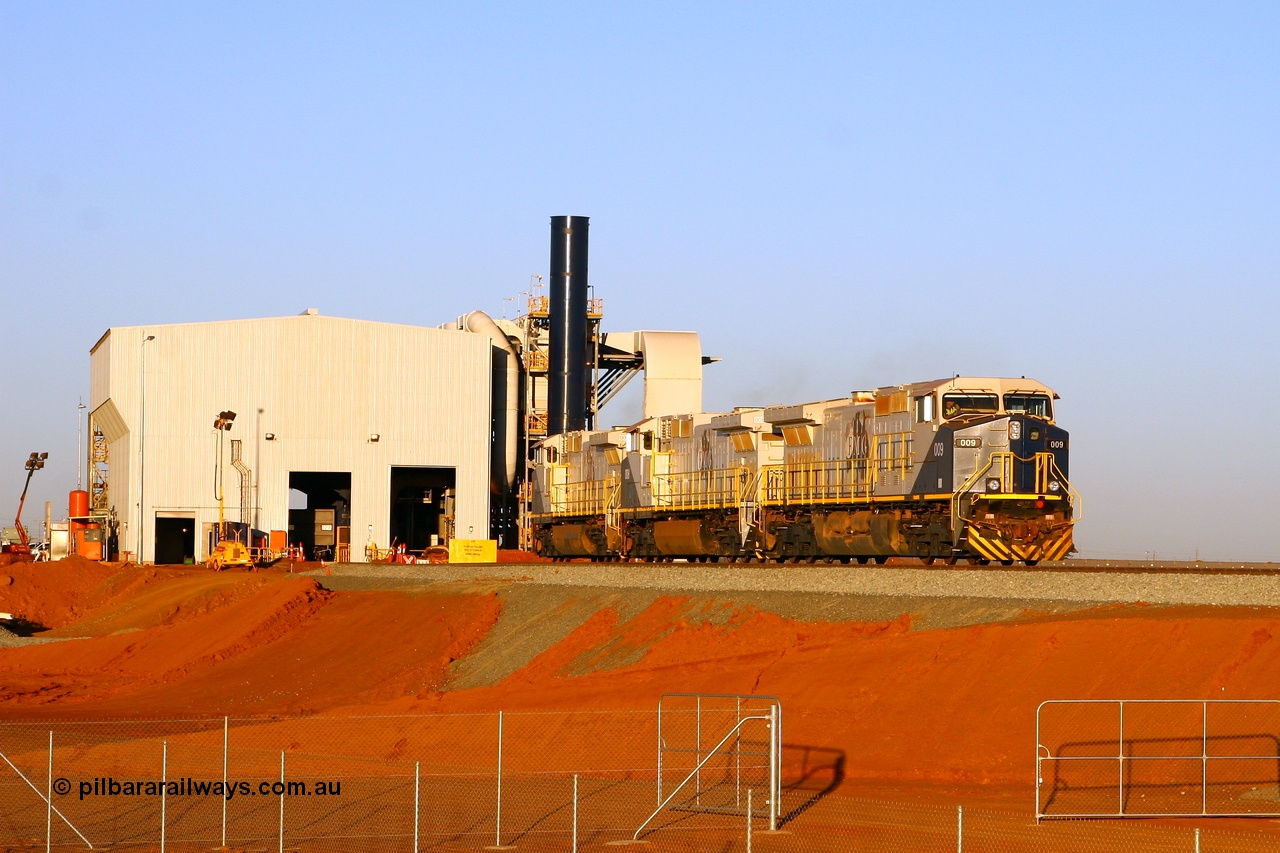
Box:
[3,2,1278,560]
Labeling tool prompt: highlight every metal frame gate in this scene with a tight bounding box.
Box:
[1037,699,1280,820]
[634,693,782,839]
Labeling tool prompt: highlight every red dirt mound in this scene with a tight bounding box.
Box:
[0,571,502,718]
[0,557,160,629]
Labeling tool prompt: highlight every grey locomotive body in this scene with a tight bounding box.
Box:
[529,376,1075,565]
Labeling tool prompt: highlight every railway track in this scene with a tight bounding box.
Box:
[559,557,1280,576]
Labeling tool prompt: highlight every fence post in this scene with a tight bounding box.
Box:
[1195,827,1201,853]
[956,805,963,853]
[222,716,228,848]
[746,788,753,853]
[735,697,742,809]
[278,751,285,853]
[1201,702,1208,816]
[695,696,702,806]
[1118,701,1125,816]
[414,761,420,853]
[45,731,52,853]
[572,774,579,853]
[161,741,168,853]
[495,711,503,848]
[769,703,779,831]
[656,700,663,805]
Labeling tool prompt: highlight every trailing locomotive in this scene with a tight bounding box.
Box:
[528,376,1076,565]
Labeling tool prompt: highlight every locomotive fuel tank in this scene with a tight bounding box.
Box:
[812,510,909,556]
[653,519,726,556]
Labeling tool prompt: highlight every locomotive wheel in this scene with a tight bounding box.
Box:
[1024,560,1040,567]
[855,556,869,565]
[1000,559,1014,567]
[873,556,889,565]
[921,556,936,566]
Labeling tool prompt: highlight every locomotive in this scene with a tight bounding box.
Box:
[528,376,1076,565]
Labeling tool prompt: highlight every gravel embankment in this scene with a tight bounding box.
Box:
[303,562,1280,608]
[0,624,67,647]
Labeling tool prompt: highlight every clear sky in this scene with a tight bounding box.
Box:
[2,2,1277,561]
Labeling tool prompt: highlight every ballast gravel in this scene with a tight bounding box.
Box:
[306,562,1280,609]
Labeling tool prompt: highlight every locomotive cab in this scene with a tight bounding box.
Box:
[939,386,1075,563]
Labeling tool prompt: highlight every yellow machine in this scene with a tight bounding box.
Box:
[207,410,254,571]
[208,538,252,571]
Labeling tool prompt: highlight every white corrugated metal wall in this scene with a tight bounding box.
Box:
[89,314,492,562]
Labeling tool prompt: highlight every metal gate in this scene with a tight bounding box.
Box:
[1037,699,1280,819]
[634,693,782,839]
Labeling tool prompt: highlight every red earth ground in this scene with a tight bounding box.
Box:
[3,557,1280,846]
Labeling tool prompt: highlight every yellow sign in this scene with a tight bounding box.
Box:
[448,538,497,563]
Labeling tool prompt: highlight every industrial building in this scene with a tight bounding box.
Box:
[85,216,709,564]
[88,312,494,563]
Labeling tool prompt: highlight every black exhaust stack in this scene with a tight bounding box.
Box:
[547,215,590,435]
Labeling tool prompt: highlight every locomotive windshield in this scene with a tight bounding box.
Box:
[941,393,998,419]
[1003,393,1052,419]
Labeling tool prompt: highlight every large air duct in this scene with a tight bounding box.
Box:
[547,215,591,435]
[461,311,520,495]
[438,310,521,495]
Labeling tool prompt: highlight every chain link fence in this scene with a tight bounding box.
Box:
[4,709,1280,852]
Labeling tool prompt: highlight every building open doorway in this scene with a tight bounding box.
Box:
[154,514,195,565]
[390,467,457,553]
[288,472,351,560]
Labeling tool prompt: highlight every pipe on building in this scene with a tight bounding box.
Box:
[548,215,590,435]
[459,310,520,495]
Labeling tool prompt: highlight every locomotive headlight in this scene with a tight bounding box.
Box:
[985,478,1002,493]
[1048,481,1061,493]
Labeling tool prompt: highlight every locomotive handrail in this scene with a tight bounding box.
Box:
[548,474,618,517]
[950,452,1009,541]
[604,477,621,537]
[652,466,752,510]
[760,459,878,506]
[1045,453,1083,525]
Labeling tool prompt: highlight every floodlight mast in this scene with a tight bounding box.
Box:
[213,411,237,541]
[14,452,49,554]
[207,410,253,572]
